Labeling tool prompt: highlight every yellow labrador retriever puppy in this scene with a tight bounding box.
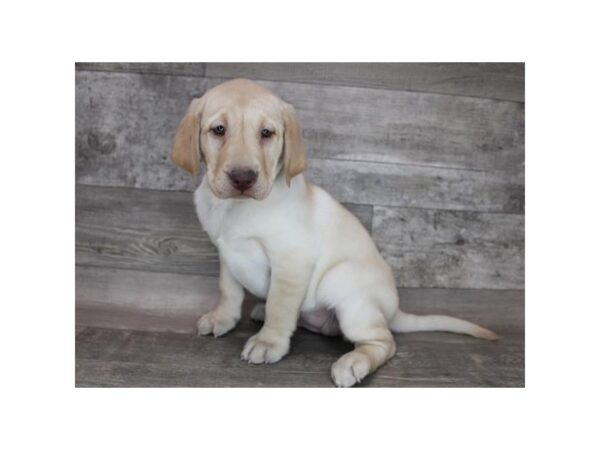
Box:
[172,78,498,387]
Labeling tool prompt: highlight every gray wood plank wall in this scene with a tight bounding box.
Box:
[75,63,524,291]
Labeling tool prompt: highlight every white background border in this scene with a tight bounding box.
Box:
[2,0,599,448]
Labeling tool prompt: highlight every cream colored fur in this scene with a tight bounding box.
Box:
[172,78,498,387]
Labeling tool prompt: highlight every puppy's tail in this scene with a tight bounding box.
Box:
[389,309,499,341]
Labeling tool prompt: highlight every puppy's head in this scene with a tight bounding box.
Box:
[171,78,306,200]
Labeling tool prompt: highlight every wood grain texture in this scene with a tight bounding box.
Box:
[76,185,219,276]
[76,70,203,192]
[205,63,525,102]
[75,290,523,387]
[75,265,219,320]
[372,207,524,289]
[75,67,524,290]
[76,184,522,290]
[76,330,524,387]
[76,185,373,275]
[76,304,204,335]
[308,159,523,213]
[76,62,206,77]
[76,71,524,195]
[75,63,525,102]
[76,284,523,336]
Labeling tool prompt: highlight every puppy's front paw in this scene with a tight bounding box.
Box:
[196,309,238,337]
[241,332,289,364]
[331,351,371,387]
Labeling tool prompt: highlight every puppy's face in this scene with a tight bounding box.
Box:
[171,79,306,200]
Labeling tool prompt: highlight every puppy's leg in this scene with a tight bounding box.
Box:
[242,263,310,364]
[331,303,396,387]
[197,260,244,337]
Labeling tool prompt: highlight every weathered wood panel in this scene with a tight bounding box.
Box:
[76,284,523,337]
[372,207,524,289]
[76,304,199,335]
[75,63,525,102]
[76,70,203,192]
[76,62,206,77]
[76,185,373,275]
[76,330,524,387]
[76,71,523,191]
[76,288,524,387]
[76,183,521,290]
[76,185,220,276]
[205,63,525,102]
[75,68,524,290]
[309,159,523,213]
[76,283,261,335]
[75,265,219,319]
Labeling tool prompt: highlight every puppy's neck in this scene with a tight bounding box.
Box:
[269,171,308,200]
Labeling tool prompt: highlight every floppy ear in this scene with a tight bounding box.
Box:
[171,97,204,175]
[282,102,307,186]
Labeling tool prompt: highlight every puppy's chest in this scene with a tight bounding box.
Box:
[196,199,271,298]
[219,238,271,298]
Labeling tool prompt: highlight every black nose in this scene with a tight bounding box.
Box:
[227,168,258,192]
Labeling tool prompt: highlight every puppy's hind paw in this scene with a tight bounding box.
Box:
[331,351,372,387]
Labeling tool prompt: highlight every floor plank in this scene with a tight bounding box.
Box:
[76,290,524,387]
[76,325,523,388]
[75,265,219,322]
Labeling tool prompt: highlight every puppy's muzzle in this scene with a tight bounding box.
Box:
[227,168,258,192]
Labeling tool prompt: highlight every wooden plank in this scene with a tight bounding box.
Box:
[309,159,524,213]
[76,71,523,193]
[77,305,200,335]
[77,287,259,335]
[76,182,521,292]
[76,70,205,192]
[75,265,219,320]
[76,257,522,336]
[76,289,524,387]
[205,63,525,102]
[76,335,524,387]
[75,63,525,102]
[76,62,206,77]
[372,207,524,289]
[76,185,373,275]
[76,185,220,276]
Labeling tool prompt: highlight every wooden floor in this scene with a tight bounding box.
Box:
[76,291,524,388]
[75,64,524,387]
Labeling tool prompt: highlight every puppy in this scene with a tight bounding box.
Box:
[171,78,498,387]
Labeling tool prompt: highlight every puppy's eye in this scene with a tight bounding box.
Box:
[212,125,226,136]
[261,128,273,138]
